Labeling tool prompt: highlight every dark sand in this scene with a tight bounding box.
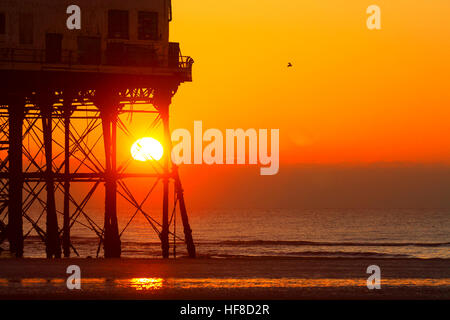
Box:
[0,258,449,299]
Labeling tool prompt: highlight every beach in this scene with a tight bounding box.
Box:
[1,208,449,300]
[0,257,449,299]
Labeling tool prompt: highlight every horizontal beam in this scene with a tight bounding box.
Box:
[0,172,172,181]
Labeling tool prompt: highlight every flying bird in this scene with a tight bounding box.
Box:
[287,62,293,68]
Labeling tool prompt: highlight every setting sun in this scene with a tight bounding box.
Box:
[131,137,164,162]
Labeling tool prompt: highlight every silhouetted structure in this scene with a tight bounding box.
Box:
[0,0,196,258]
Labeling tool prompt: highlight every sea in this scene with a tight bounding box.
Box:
[3,208,450,259]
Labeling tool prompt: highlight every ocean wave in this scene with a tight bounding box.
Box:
[23,236,450,248]
[283,251,409,258]
[203,251,411,259]
[215,240,450,247]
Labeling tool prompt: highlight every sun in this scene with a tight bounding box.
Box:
[131,137,164,161]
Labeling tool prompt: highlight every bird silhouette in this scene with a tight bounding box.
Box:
[287,62,293,68]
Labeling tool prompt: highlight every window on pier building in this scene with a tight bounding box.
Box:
[0,13,5,34]
[108,10,129,39]
[138,11,159,41]
[45,33,62,63]
[78,36,101,65]
[19,13,33,44]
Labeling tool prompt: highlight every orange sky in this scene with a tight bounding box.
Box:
[16,1,450,210]
[169,0,450,165]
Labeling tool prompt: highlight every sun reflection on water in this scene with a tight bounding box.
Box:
[1,277,450,292]
[123,278,164,291]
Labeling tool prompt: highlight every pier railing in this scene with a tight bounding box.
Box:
[0,45,193,80]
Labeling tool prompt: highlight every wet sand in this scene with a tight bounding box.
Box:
[0,257,449,299]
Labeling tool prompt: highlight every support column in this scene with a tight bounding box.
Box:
[102,108,121,258]
[62,96,71,257]
[160,102,170,259]
[155,84,196,259]
[41,94,61,258]
[7,97,24,257]
[174,167,196,258]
